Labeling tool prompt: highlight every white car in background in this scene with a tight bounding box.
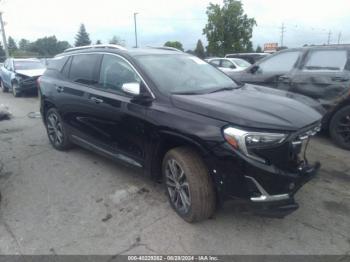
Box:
[206,57,251,73]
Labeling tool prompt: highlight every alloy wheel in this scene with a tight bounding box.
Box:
[47,112,64,146]
[165,159,191,214]
[335,114,350,144]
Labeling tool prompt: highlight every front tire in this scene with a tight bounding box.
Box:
[162,147,216,223]
[45,108,72,151]
[1,80,8,93]
[330,105,350,150]
[12,82,21,97]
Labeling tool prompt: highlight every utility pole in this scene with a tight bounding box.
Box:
[337,32,342,45]
[134,12,138,48]
[0,12,9,58]
[280,23,286,48]
[327,30,332,45]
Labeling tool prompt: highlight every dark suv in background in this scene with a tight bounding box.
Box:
[39,45,323,222]
[229,45,350,150]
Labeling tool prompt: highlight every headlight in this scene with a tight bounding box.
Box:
[16,75,23,82]
[223,127,288,163]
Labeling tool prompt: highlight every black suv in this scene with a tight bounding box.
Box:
[229,45,350,150]
[39,45,323,222]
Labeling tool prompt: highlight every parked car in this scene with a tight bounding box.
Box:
[39,45,323,222]
[206,57,251,73]
[229,45,350,150]
[0,58,46,97]
[225,53,270,64]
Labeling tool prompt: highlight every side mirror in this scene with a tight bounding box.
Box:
[250,65,260,74]
[230,65,236,69]
[122,82,140,96]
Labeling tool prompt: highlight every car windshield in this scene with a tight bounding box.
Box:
[14,61,45,70]
[135,54,237,95]
[230,58,251,68]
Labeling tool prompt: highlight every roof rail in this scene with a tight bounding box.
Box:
[146,46,183,52]
[64,44,127,53]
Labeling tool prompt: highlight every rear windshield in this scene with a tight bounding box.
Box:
[135,54,236,95]
[14,61,45,70]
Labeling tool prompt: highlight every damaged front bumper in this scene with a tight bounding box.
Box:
[207,124,322,218]
[18,77,39,93]
[245,161,320,218]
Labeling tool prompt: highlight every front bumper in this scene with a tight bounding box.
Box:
[206,137,321,218]
[246,162,320,218]
[18,78,39,93]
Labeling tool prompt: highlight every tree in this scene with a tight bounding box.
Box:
[0,42,6,62]
[8,36,18,55]
[28,36,71,57]
[109,36,125,46]
[19,39,31,51]
[74,24,91,47]
[256,45,262,53]
[164,41,184,51]
[194,39,206,58]
[96,40,102,45]
[203,0,256,56]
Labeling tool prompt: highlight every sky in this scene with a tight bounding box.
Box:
[1,0,350,50]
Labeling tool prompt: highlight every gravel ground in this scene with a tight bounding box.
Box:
[0,92,349,255]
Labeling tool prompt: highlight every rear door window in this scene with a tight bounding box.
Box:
[47,56,69,72]
[302,50,347,71]
[68,54,102,85]
[258,51,301,73]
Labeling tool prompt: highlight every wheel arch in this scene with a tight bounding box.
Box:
[324,97,350,131]
[149,130,210,181]
[41,99,57,124]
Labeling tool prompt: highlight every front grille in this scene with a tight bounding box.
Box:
[254,122,321,172]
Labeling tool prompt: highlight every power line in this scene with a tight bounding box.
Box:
[337,32,342,44]
[280,23,286,47]
[327,30,332,45]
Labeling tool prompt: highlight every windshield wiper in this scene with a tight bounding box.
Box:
[209,86,236,94]
[171,91,204,95]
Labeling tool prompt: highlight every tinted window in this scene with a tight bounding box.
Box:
[258,51,301,73]
[222,60,235,69]
[98,55,141,94]
[47,56,69,71]
[61,57,72,78]
[135,54,236,95]
[303,50,347,71]
[69,54,101,85]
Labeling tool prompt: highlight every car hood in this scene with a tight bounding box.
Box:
[171,84,325,131]
[16,69,46,77]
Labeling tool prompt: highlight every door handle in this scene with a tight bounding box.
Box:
[90,96,104,104]
[279,76,291,81]
[55,85,64,93]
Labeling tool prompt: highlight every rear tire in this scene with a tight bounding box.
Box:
[45,108,72,151]
[1,80,8,93]
[330,105,350,150]
[12,82,21,97]
[162,147,216,223]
